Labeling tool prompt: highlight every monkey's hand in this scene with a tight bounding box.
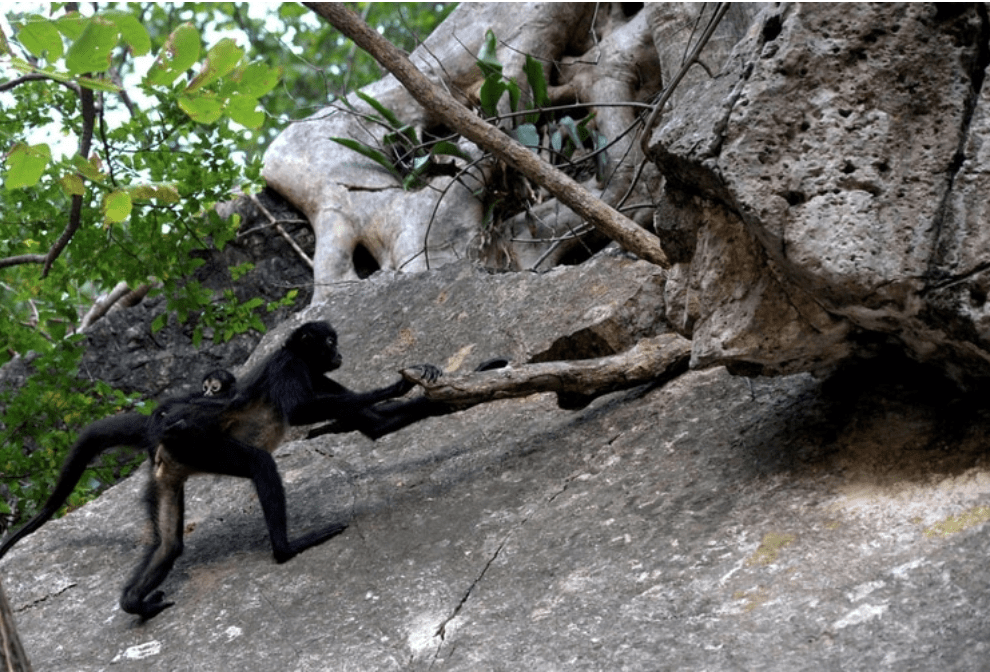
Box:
[396,364,442,395]
[410,364,442,384]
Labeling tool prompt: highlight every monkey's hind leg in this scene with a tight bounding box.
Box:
[163,435,347,564]
[119,471,186,619]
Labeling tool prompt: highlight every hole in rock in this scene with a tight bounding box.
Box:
[353,244,380,279]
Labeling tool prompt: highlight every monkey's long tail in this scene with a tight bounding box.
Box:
[0,412,148,560]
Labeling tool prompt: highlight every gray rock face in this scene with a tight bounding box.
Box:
[2,257,989,671]
[649,3,990,384]
[5,4,990,670]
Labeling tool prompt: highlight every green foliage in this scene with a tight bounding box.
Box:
[475,30,551,150]
[327,24,611,237]
[0,0,455,533]
[0,339,146,520]
[331,90,469,190]
[4,143,51,189]
[551,114,609,182]
[149,2,457,160]
[0,4,294,527]
[471,30,608,178]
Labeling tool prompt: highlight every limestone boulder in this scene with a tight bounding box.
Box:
[649,3,990,384]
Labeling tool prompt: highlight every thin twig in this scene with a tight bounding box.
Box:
[0,72,80,94]
[639,2,730,153]
[248,194,314,269]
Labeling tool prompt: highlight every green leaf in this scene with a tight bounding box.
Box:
[178,93,224,124]
[226,62,281,98]
[229,262,254,281]
[60,173,85,196]
[476,29,503,81]
[65,17,118,74]
[72,154,106,182]
[102,190,132,223]
[593,131,610,182]
[186,38,243,93]
[279,4,308,19]
[102,9,151,57]
[330,137,403,181]
[54,12,87,40]
[226,93,265,129]
[524,55,549,108]
[592,130,608,153]
[76,75,122,93]
[479,78,506,119]
[505,78,521,114]
[17,15,63,62]
[576,113,597,142]
[559,116,582,147]
[129,184,180,203]
[513,123,540,151]
[145,23,200,87]
[4,143,51,189]
[383,123,420,150]
[411,155,431,174]
[430,140,470,161]
[356,90,403,129]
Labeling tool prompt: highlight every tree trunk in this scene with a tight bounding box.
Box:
[0,579,33,672]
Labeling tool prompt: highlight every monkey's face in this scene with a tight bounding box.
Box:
[325,335,342,371]
[202,379,224,396]
[290,322,343,372]
[200,370,235,397]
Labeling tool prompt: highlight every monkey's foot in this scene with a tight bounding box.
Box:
[274,523,348,564]
[121,590,175,620]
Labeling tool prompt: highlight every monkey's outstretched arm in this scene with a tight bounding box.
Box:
[0,412,149,561]
[305,361,513,440]
[286,364,442,426]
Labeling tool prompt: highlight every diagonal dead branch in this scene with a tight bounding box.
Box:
[303,2,670,269]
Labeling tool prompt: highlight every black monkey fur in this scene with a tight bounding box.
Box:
[119,321,446,619]
[0,369,237,563]
[2,321,489,620]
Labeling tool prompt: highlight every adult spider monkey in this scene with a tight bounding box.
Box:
[121,321,447,619]
[0,369,238,563]
[2,321,477,619]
